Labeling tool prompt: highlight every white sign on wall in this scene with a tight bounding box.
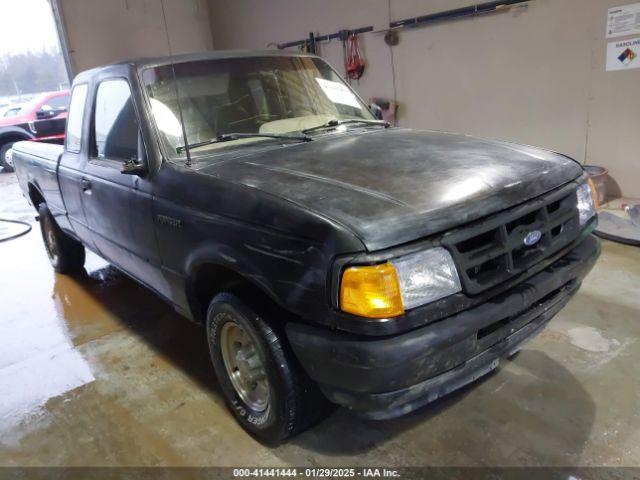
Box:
[606,3,640,38]
[606,37,640,71]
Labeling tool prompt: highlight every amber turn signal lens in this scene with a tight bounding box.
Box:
[340,263,404,319]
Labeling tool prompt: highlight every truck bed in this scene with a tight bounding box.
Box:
[12,140,65,221]
[12,140,64,165]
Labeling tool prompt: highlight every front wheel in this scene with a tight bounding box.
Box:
[206,292,329,444]
[0,143,15,173]
[38,204,85,274]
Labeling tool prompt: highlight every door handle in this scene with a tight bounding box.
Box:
[81,178,92,192]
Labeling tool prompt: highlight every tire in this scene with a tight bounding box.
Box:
[206,292,329,444]
[0,142,15,173]
[38,203,85,274]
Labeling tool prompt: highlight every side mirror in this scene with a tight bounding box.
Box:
[36,109,56,120]
[121,159,147,176]
[121,131,148,176]
[369,103,383,120]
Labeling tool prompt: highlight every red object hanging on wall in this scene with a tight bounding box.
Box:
[346,34,365,80]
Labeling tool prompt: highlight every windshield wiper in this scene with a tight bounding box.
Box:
[302,118,389,135]
[176,132,312,153]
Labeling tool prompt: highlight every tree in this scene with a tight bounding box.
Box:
[0,47,69,98]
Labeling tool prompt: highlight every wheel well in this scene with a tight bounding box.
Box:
[28,183,45,210]
[1,134,29,148]
[190,263,269,323]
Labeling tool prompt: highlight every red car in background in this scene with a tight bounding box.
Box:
[0,90,70,172]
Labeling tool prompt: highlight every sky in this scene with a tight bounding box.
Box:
[0,0,61,56]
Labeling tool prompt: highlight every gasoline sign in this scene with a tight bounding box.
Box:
[606,37,640,71]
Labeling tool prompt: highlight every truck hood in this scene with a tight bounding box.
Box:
[198,128,583,251]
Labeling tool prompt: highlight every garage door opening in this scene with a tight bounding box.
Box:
[0,0,70,111]
[0,0,71,172]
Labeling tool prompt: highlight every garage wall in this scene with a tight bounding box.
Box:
[207,0,640,199]
[57,0,213,73]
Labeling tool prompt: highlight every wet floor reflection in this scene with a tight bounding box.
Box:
[52,263,218,397]
[0,229,93,440]
[0,212,216,447]
[0,305,94,435]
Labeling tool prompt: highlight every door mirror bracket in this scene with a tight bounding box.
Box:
[121,159,147,176]
[121,131,149,176]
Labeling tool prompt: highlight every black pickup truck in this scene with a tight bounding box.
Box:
[12,50,600,443]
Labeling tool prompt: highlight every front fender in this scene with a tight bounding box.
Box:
[183,233,329,322]
[185,241,284,306]
[152,163,366,327]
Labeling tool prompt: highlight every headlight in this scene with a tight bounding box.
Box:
[576,181,596,226]
[340,247,461,319]
[392,247,462,309]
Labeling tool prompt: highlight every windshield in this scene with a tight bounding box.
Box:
[142,55,374,158]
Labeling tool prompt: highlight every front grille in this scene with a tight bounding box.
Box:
[442,183,580,294]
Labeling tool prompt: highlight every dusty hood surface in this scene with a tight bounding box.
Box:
[198,128,583,251]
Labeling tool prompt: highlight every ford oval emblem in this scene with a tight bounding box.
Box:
[524,230,542,246]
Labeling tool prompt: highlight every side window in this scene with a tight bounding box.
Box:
[46,95,70,111]
[65,85,88,153]
[93,79,139,161]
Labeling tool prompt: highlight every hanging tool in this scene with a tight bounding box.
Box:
[346,34,365,81]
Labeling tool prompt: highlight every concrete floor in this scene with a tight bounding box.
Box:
[0,172,639,467]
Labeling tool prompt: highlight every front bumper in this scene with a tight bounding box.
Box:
[286,235,601,419]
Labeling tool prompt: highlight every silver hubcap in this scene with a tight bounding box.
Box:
[220,321,269,412]
[44,218,59,264]
[4,148,13,167]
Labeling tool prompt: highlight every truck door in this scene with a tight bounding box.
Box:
[31,93,69,142]
[58,83,97,250]
[80,78,165,294]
